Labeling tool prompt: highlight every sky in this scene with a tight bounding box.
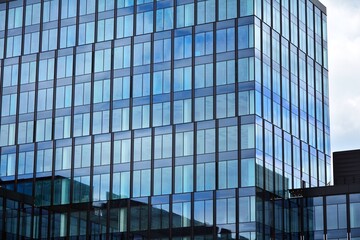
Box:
[320,0,360,152]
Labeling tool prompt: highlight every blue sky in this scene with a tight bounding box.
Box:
[321,0,360,152]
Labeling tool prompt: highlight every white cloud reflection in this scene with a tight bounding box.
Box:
[321,0,360,152]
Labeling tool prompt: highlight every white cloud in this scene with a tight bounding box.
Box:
[321,0,360,152]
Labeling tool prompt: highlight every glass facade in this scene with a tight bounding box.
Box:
[0,0,331,239]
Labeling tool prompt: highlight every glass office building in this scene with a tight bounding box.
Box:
[0,0,330,239]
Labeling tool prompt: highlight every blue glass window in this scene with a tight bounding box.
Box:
[42,28,58,51]
[0,124,16,147]
[97,18,114,42]
[153,70,171,95]
[98,0,114,12]
[216,93,235,118]
[132,169,150,197]
[134,136,151,162]
[74,82,91,106]
[0,10,6,31]
[172,201,191,227]
[113,171,130,199]
[18,151,34,175]
[154,38,171,63]
[195,31,213,56]
[216,197,236,224]
[93,174,110,201]
[73,176,90,203]
[241,124,254,149]
[19,90,35,114]
[218,0,237,20]
[216,60,235,85]
[3,64,19,87]
[197,129,215,154]
[174,34,192,60]
[134,42,151,66]
[195,63,213,89]
[239,90,254,115]
[238,24,254,49]
[153,102,170,127]
[25,3,40,26]
[132,105,150,129]
[6,35,22,57]
[175,165,193,193]
[54,116,71,139]
[39,58,55,82]
[239,0,253,17]
[154,167,172,195]
[94,141,111,166]
[21,61,36,84]
[195,96,213,121]
[73,113,90,137]
[112,107,130,131]
[95,49,111,72]
[117,14,133,38]
[0,153,16,176]
[1,93,17,116]
[56,85,72,109]
[76,52,92,76]
[133,73,150,97]
[156,7,173,31]
[114,45,131,69]
[154,133,172,159]
[61,0,77,19]
[57,55,73,78]
[79,22,95,45]
[79,0,95,15]
[197,0,215,24]
[136,11,153,35]
[216,27,235,53]
[17,121,34,144]
[113,77,130,100]
[43,0,59,22]
[92,110,110,134]
[74,144,91,168]
[7,7,23,29]
[174,67,191,91]
[36,148,53,172]
[118,0,134,8]
[36,118,52,142]
[196,162,215,191]
[175,131,194,157]
[60,25,76,48]
[55,146,72,170]
[173,99,192,124]
[219,126,237,151]
[176,3,194,28]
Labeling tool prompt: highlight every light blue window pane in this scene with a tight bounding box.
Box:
[184,35,192,58]
[177,5,184,28]
[184,165,193,192]
[144,11,153,33]
[134,44,142,66]
[164,8,173,30]
[185,4,194,26]
[132,106,141,129]
[154,40,163,63]
[216,29,226,52]
[156,9,163,31]
[174,37,183,59]
[153,72,163,95]
[350,202,360,228]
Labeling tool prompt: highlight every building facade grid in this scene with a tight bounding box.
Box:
[0,0,330,239]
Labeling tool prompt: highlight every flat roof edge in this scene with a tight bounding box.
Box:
[310,0,327,14]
